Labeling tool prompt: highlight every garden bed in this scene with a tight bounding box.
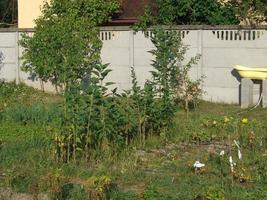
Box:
[0,83,266,199]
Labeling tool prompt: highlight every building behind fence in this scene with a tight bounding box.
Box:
[0,26,267,104]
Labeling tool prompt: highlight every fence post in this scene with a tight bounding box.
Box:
[262,80,267,108]
[15,30,20,84]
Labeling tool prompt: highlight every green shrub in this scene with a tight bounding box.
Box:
[149,27,203,111]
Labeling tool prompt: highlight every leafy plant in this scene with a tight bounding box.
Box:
[19,0,199,165]
[148,28,178,129]
[20,0,120,91]
[228,0,267,25]
[20,0,121,163]
[132,6,155,32]
[134,0,239,27]
[149,27,203,112]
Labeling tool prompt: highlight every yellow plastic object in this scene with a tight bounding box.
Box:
[234,65,267,80]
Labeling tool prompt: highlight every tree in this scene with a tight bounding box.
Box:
[228,0,267,25]
[149,27,203,112]
[20,0,120,91]
[155,0,239,25]
[20,0,120,162]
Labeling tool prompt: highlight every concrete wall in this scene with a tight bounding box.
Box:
[0,30,19,82]
[0,26,267,104]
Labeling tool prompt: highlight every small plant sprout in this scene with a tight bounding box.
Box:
[193,161,205,170]
[234,140,242,160]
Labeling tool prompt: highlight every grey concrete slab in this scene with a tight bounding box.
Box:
[262,80,267,108]
[241,78,254,108]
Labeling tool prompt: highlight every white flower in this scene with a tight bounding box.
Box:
[229,156,233,163]
[238,149,242,160]
[193,161,205,169]
[219,150,225,156]
[234,140,242,160]
[229,156,236,172]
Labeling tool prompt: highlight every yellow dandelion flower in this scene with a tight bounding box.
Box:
[241,118,248,124]
[224,116,230,123]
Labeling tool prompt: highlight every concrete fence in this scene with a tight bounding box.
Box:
[0,25,267,104]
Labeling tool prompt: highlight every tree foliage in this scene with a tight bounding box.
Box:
[155,0,239,25]
[19,0,206,163]
[20,0,121,162]
[228,0,267,25]
[20,0,182,162]
[149,27,203,111]
[136,0,266,26]
[20,0,120,90]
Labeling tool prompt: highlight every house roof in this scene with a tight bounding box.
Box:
[107,0,156,26]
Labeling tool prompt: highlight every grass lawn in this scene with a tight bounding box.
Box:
[0,83,266,200]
